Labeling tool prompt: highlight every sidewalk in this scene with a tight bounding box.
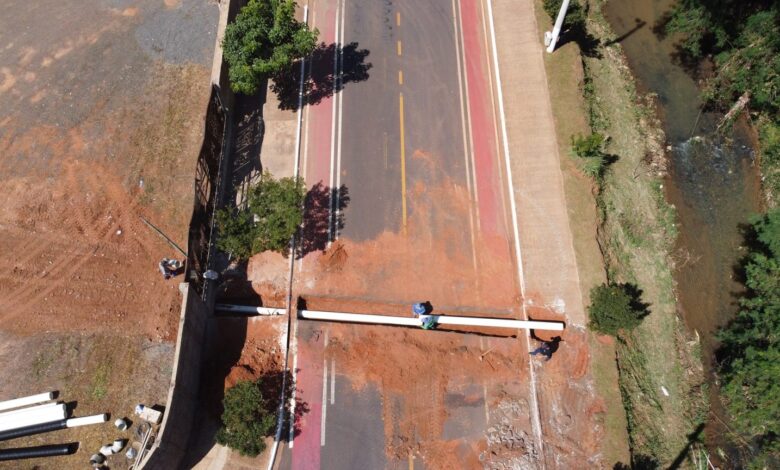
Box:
[492,0,585,327]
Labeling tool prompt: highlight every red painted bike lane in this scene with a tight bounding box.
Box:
[460,0,509,250]
[290,329,325,470]
[303,0,338,211]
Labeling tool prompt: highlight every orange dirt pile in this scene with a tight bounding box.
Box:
[224,317,286,390]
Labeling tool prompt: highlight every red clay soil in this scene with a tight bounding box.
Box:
[0,61,211,340]
[323,322,529,466]
[294,175,521,314]
[223,316,286,390]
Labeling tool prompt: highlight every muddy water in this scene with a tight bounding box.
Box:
[604,0,763,459]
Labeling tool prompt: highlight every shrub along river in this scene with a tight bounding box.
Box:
[604,0,763,463]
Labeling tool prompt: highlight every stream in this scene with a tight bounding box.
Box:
[603,0,763,462]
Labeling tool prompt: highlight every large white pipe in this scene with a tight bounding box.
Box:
[0,404,66,426]
[298,310,565,331]
[215,304,286,315]
[0,403,60,420]
[0,407,66,432]
[0,392,55,413]
[66,414,108,428]
[546,0,571,53]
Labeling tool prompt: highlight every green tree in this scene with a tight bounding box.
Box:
[717,209,780,454]
[216,380,276,456]
[587,283,648,337]
[215,207,255,260]
[222,0,319,95]
[542,0,586,31]
[215,172,306,260]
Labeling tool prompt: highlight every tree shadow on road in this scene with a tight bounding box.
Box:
[297,181,350,258]
[271,42,372,111]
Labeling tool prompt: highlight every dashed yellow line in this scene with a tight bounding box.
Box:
[397,12,401,26]
[397,40,402,56]
[399,92,407,234]
[398,70,404,85]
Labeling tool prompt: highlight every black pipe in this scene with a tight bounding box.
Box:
[0,443,77,461]
[0,419,67,442]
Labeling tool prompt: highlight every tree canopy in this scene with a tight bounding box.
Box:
[222,0,318,95]
[667,1,780,115]
[717,209,780,461]
[587,283,648,337]
[216,380,276,456]
[215,172,306,260]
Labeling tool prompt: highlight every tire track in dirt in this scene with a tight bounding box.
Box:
[0,162,149,328]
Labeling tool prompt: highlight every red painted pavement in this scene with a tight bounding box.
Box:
[460,0,505,240]
[291,333,325,470]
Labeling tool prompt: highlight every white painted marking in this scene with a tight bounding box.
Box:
[324,327,329,347]
[483,382,490,424]
[321,359,328,447]
[328,0,341,243]
[330,358,336,405]
[479,0,511,235]
[485,0,544,462]
[334,0,345,240]
[454,0,481,233]
[451,0,480,274]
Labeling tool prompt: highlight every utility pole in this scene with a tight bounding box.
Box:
[544,0,570,53]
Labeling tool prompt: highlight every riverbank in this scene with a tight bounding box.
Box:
[536,0,707,465]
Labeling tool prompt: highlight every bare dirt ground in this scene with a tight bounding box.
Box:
[0,0,218,467]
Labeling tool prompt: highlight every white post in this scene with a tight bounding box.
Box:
[545,0,570,53]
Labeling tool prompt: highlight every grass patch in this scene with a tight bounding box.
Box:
[91,359,112,401]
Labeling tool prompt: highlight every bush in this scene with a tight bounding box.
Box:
[215,172,306,260]
[587,283,648,336]
[216,380,276,456]
[571,133,608,178]
[222,0,319,95]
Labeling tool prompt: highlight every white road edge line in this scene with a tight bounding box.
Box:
[479,0,511,235]
[327,0,341,244]
[451,0,480,274]
[271,4,309,465]
[455,0,481,233]
[330,358,336,405]
[321,359,328,447]
[485,0,545,463]
[334,0,345,240]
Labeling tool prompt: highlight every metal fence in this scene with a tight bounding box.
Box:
[187,84,227,299]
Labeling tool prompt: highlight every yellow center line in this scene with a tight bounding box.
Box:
[398,70,403,85]
[399,92,408,235]
[397,40,402,56]
[408,453,414,470]
[397,11,401,27]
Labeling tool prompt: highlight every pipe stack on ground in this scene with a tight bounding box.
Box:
[0,443,78,461]
[0,403,67,432]
[0,392,55,413]
[0,414,109,442]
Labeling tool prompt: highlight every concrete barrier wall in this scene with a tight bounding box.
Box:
[138,284,208,469]
[137,1,241,468]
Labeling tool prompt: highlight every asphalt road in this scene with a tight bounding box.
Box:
[285,0,520,467]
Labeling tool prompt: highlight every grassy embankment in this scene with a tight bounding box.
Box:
[535,0,708,466]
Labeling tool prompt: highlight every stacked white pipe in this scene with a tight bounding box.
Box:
[0,403,66,432]
[0,392,55,412]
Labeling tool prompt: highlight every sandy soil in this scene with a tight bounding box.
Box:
[0,0,218,466]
